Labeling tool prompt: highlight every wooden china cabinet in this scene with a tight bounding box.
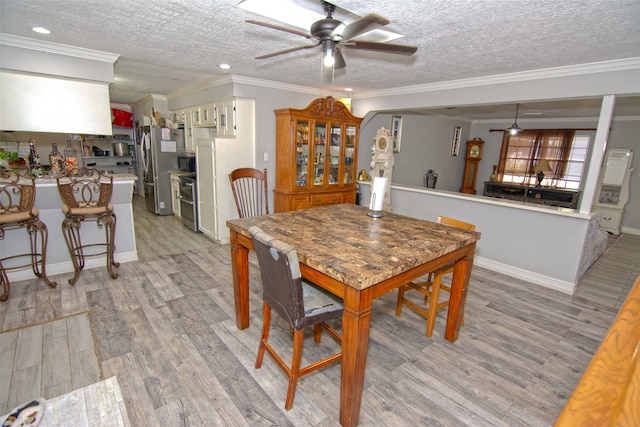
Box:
[274,96,362,212]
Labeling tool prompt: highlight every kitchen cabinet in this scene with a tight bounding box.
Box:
[169,172,181,218]
[191,106,202,127]
[195,97,255,244]
[216,98,236,138]
[171,110,185,125]
[200,103,217,127]
[274,96,362,212]
[184,107,194,151]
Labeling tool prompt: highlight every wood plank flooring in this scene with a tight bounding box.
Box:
[1,195,638,426]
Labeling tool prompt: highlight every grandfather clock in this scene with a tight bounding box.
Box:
[460,138,484,194]
[369,127,394,211]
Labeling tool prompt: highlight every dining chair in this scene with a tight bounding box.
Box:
[0,169,57,301]
[395,216,476,337]
[229,168,269,218]
[56,168,119,285]
[249,225,343,410]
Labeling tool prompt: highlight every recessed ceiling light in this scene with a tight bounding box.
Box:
[219,63,231,70]
[345,88,353,92]
[32,26,50,34]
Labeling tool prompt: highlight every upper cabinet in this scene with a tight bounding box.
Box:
[216,98,236,138]
[274,96,362,212]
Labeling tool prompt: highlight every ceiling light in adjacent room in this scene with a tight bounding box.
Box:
[506,103,522,135]
[219,63,231,70]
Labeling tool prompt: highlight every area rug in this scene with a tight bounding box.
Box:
[39,376,131,427]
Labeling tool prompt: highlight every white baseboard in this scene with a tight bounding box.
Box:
[6,251,138,282]
[621,226,640,236]
[474,256,576,295]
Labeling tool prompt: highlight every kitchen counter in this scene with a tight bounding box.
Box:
[5,173,138,282]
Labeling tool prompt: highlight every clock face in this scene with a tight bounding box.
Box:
[378,137,388,150]
[470,144,480,158]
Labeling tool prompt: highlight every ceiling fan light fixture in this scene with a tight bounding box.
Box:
[506,103,522,135]
[323,41,336,67]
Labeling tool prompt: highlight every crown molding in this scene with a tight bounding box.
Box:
[354,57,640,99]
[0,33,119,63]
[167,73,344,100]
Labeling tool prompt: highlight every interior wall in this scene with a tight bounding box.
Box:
[358,113,472,191]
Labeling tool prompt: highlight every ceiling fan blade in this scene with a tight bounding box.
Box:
[345,40,418,55]
[335,48,346,69]
[255,43,318,60]
[245,19,314,39]
[337,13,390,41]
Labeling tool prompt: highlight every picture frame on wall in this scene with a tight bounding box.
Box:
[451,126,462,156]
[391,115,403,153]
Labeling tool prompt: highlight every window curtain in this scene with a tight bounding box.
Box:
[497,129,575,184]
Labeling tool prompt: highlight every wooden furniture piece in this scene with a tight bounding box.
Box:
[57,168,119,285]
[395,216,476,337]
[249,226,343,410]
[592,148,634,234]
[483,181,581,209]
[555,275,640,426]
[460,138,484,194]
[227,204,481,426]
[273,96,362,212]
[0,169,56,301]
[229,168,269,218]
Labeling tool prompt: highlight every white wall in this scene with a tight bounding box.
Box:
[358,112,472,191]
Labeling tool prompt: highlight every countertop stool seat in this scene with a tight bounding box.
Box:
[395,216,476,337]
[0,169,57,301]
[57,168,119,285]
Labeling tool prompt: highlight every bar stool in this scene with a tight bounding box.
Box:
[56,168,119,285]
[0,169,56,301]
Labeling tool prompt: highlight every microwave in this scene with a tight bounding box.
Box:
[178,154,196,173]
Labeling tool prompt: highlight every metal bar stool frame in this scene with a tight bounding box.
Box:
[56,168,119,285]
[0,168,57,301]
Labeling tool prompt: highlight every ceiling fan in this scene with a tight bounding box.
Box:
[245,0,418,69]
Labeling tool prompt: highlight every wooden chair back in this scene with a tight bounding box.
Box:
[229,168,269,218]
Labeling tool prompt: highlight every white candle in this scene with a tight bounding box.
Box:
[369,177,387,211]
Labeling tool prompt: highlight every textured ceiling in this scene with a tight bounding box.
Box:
[1,0,639,119]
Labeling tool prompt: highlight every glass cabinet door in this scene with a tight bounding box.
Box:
[328,123,341,185]
[344,125,356,184]
[313,121,327,186]
[295,119,309,187]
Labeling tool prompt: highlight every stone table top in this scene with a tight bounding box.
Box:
[227,204,481,290]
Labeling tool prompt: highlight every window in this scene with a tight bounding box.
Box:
[497,130,590,189]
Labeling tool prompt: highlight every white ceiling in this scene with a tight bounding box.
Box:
[1,0,640,119]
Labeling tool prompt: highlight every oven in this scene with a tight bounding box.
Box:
[179,176,199,232]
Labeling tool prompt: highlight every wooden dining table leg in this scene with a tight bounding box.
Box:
[445,245,475,342]
[340,286,373,427]
[230,230,250,330]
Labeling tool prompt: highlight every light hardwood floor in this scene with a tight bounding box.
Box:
[1,195,638,426]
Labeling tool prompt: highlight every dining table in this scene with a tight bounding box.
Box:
[227,203,481,427]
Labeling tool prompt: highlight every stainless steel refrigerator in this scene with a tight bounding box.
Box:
[141,126,185,215]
